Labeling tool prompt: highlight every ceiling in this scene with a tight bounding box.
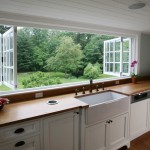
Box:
[0,0,150,33]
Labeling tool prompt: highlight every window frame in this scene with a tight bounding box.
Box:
[0,23,139,95]
[103,37,132,77]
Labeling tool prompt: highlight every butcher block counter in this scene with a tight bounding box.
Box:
[0,80,150,127]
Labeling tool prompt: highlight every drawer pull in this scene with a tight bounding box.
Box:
[14,128,25,134]
[15,141,25,147]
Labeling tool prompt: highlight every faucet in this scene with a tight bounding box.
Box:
[102,82,105,90]
[89,78,93,93]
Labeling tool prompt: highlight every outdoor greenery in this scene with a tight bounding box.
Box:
[17,27,115,88]
[19,72,114,89]
[0,26,115,91]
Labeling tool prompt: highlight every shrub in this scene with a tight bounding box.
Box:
[22,71,62,88]
[83,63,101,79]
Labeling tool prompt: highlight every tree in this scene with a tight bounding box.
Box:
[45,36,83,77]
[83,35,114,70]
[83,63,101,79]
[17,28,35,72]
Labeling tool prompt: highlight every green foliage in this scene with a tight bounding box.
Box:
[0,25,11,34]
[22,71,62,88]
[84,62,102,79]
[45,36,83,76]
[83,35,114,69]
[17,28,35,72]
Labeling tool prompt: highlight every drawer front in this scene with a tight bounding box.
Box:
[0,135,40,150]
[0,120,40,143]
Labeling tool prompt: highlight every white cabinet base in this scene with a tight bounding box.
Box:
[130,99,149,140]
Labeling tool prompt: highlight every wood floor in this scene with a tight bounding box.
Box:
[119,132,150,150]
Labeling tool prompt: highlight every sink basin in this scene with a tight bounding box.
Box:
[77,91,127,106]
[76,91,129,125]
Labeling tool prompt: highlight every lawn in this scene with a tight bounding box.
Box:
[0,72,115,91]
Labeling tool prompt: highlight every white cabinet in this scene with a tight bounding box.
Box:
[84,113,129,150]
[85,121,107,150]
[0,120,41,150]
[109,113,129,150]
[130,99,149,140]
[43,111,79,150]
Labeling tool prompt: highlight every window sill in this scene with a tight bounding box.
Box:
[1,76,131,102]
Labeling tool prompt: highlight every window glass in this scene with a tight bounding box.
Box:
[115,63,120,72]
[115,41,120,51]
[104,37,131,76]
[123,40,129,51]
[0,25,134,92]
[115,52,120,62]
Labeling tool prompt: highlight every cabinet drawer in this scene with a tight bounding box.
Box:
[0,120,40,143]
[0,135,40,150]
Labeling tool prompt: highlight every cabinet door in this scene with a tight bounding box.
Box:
[109,113,128,150]
[43,111,79,150]
[85,122,108,150]
[130,99,149,140]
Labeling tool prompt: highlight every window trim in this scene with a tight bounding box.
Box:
[0,16,140,96]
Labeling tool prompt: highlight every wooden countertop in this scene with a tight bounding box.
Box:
[0,94,88,127]
[109,80,150,95]
[0,80,150,127]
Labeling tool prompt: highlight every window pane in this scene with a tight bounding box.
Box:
[10,32,13,49]
[110,53,113,62]
[107,63,109,72]
[115,41,120,51]
[123,40,129,51]
[105,53,109,62]
[115,63,120,72]
[105,43,109,52]
[115,52,120,62]
[10,51,13,67]
[123,52,129,62]
[110,42,113,51]
[10,69,13,85]
[110,63,113,72]
[123,63,129,73]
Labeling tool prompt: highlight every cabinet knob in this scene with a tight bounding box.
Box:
[14,128,25,134]
[15,141,25,147]
[106,120,113,124]
[106,120,110,124]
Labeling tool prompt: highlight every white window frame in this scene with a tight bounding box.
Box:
[2,27,17,89]
[103,37,132,77]
[0,23,138,96]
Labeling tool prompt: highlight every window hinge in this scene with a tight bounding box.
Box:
[1,56,3,63]
[2,75,3,81]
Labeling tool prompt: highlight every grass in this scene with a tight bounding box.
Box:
[0,72,115,91]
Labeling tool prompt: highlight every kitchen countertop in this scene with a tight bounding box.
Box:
[0,80,150,127]
[0,94,88,127]
[109,80,150,95]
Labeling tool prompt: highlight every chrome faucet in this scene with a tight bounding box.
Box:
[89,78,93,93]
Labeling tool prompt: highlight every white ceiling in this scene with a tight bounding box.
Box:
[0,0,150,33]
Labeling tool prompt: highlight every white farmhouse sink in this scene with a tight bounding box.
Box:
[77,91,127,106]
[77,91,129,125]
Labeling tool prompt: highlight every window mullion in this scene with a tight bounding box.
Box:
[120,37,123,76]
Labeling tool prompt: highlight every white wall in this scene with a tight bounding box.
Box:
[139,34,150,75]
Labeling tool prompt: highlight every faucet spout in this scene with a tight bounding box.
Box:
[89,78,93,93]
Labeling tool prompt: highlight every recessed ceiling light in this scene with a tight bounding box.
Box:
[128,2,146,9]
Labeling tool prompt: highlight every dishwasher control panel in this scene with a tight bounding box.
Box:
[131,91,150,103]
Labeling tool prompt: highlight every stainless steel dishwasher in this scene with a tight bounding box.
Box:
[130,91,150,140]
